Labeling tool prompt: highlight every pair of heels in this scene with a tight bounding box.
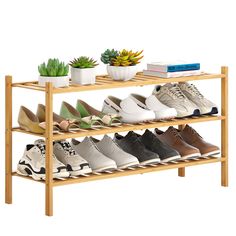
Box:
[18,101,121,134]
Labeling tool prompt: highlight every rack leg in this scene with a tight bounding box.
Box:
[45,82,54,216]
[5,76,13,204]
[221,66,228,187]
[178,124,185,177]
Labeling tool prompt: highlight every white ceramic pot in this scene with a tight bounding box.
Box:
[71,67,96,85]
[38,76,69,88]
[107,65,138,81]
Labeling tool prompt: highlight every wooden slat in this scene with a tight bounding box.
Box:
[53,157,224,186]
[12,127,45,137]
[12,84,45,91]
[12,157,224,186]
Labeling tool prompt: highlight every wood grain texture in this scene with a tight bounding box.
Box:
[178,124,186,177]
[5,76,13,204]
[221,66,228,186]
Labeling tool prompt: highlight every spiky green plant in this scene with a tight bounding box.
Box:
[38,58,69,76]
[101,49,119,65]
[69,57,98,69]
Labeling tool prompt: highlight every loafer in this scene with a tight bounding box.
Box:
[114,131,160,165]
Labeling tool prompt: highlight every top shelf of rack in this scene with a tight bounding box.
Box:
[11,72,225,94]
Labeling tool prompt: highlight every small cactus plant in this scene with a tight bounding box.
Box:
[69,57,98,69]
[101,49,143,66]
[38,58,69,77]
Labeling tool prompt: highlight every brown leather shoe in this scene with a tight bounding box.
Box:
[155,126,201,160]
[180,125,220,157]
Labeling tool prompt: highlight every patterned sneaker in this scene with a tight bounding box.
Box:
[17,142,69,180]
[153,83,200,118]
[53,140,92,176]
[178,82,218,115]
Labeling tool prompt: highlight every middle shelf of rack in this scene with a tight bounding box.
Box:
[12,115,225,140]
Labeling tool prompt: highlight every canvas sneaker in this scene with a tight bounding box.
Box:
[178,82,218,115]
[92,135,140,169]
[71,137,117,172]
[53,140,92,176]
[17,142,69,180]
[152,83,200,118]
[102,95,155,123]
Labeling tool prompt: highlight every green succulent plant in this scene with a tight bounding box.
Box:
[69,56,98,69]
[101,49,119,65]
[38,58,69,77]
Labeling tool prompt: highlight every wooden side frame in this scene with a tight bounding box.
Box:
[221,66,228,186]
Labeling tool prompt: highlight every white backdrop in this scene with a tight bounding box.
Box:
[0,0,236,235]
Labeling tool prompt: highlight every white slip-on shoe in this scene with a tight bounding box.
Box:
[92,135,140,169]
[17,142,69,180]
[71,137,117,172]
[102,95,155,123]
[178,82,218,115]
[152,83,200,118]
[130,93,177,120]
[53,140,92,176]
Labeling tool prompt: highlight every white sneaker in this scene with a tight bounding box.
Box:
[93,135,140,169]
[102,95,155,123]
[53,140,92,176]
[152,83,200,118]
[178,82,218,115]
[130,93,177,120]
[71,137,117,172]
[17,142,69,180]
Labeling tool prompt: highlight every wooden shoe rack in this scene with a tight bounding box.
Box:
[5,66,228,216]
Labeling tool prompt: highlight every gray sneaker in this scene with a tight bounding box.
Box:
[178,82,218,115]
[152,83,200,117]
[92,135,140,169]
[53,140,92,176]
[71,137,117,172]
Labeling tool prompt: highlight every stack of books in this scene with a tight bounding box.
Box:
[143,61,202,78]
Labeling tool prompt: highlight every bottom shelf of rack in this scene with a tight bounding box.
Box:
[12,156,224,187]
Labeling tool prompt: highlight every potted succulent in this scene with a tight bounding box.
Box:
[101,49,143,81]
[38,58,69,88]
[69,56,98,85]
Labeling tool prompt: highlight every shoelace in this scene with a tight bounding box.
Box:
[169,128,184,140]
[59,141,76,156]
[36,144,46,155]
[189,127,202,138]
[168,85,186,99]
[187,84,204,98]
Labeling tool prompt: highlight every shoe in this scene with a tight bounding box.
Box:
[37,104,80,131]
[92,135,139,169]
[114,131,160,165]
[60,101,102,129]
[152,84,200,118]
[71,137,117,172]
[140,129,181,162]
[17,142,69,180]
[130,93,177,120]
[179,125,220,157]
[178,82,218,115]
[18,106,45,134]
[53,140,92,175]
[154,127,201,159]
[102,96,155,123]
[76,100,121,126]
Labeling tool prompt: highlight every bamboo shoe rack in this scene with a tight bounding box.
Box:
[5,66,228,216]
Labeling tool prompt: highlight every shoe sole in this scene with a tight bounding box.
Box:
[17,164,69,180]
[181,152,201,160]
[140,158,161,165]
[201,150,220,157]
[161,155,182,163]
[202,107,218,115]
[92,165,117,173]
[69,167,93,176]
[176,109,201,118]
[118,161,140,169]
